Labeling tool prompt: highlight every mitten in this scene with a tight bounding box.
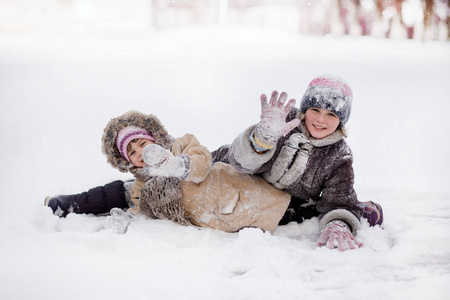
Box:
[105,208,137,234]
[142,144,190,180]
[317,220,363,251]
[253,91,300,150]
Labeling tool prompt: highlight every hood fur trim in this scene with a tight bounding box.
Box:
[101,110,175,173]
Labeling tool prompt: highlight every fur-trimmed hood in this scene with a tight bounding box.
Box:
[101,110,175,173]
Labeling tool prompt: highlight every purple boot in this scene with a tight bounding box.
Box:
[360,201,383,226]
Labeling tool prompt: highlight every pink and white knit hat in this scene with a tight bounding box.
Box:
[300,74,353,125]
[116,125,155,162]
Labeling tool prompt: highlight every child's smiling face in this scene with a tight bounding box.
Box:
[305,107,341,139]
[127,138,155,167]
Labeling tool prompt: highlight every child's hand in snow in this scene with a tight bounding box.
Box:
[105,208,137,234]
[142,144,190,180]
[254,91,300,149]
[317,220,363,251]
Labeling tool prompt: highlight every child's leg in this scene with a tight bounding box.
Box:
[45,180,130,217]
[360,201,384,226]
[278,197,320,225]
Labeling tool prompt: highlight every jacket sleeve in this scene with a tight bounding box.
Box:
[316,155,363,235]
[171,134,212,184]
[228,125,278,174]
[229,109,300,174]
[211,144,231,164]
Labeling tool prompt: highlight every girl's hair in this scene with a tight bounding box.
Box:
[339,124,347,138]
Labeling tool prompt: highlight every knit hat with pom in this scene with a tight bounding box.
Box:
[300,75,353,125]
[116,125,155,162]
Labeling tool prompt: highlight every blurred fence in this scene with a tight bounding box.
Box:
[0,0,448,40]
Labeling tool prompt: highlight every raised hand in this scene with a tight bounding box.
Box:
[254,91,300,149]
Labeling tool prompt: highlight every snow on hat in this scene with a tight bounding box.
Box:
[300,74,353,125]
[116,125,155,162]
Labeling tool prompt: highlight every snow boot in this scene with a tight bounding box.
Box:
[360,201,383,226]
[44,195,76,217]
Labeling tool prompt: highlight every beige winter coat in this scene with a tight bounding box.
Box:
[130,134,291,233]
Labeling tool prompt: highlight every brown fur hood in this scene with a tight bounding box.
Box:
[101,110,175,173]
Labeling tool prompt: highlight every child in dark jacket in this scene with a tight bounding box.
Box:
[220,74,383,251]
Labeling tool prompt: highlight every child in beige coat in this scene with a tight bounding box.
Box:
[101,110,291,234]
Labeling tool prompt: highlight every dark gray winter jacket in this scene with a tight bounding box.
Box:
[224,108,364,235]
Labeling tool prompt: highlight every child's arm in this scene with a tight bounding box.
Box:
[171,134,212,183]
[317,157,363,236]
[142,134,212,184]
[227,125,277,174]
[228,94,300,174]
[315,159,364,251]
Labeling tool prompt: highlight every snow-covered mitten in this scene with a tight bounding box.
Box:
[253,91,300,150]
[142,144,190,180]
[317,220,363,251]
[106,208,137,234]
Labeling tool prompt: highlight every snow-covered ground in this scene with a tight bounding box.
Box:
[0,27,449,300]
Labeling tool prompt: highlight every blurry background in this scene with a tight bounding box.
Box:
[0,0,449,40]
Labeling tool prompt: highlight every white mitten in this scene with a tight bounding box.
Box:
[142,144,190,179]
[253,91,300,149]
[317,220,363,251]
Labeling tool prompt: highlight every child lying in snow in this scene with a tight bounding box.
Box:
[99,110,291,234]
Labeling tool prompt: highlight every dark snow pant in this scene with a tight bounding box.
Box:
[278,197,320,225]
[71,180,129,214]
[48,180,129,217]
